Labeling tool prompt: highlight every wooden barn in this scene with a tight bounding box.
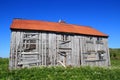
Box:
[9,19,110,69]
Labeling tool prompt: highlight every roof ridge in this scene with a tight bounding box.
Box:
[13,19,93,28]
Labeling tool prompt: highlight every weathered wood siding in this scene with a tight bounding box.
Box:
[9,30,110,69]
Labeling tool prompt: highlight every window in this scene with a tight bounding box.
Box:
[85,52,97,60]
[98,50,105,60]
[98,53,104,60]
[23,33,38,52]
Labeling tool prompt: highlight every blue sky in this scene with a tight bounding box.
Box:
[0,0,120,57]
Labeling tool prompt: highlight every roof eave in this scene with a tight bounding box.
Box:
[10,28,108,38]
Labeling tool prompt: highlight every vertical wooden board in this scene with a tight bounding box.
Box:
[69,35,72,66]
[91,37,94,51]
[98,61,100,66]
[56,34,60,65]
[93,37,96,52]
[53,33,57,66]
[12,31,16,69]
[42,32,47,66]
[52,33,55,65]
[90,62,93,66]
[49,33,54,65]
[45,33,47,66]
[74,36,78,66]
[75,36,78,66]
[9,31,16,69]
[17,31,23,67]
[56,34,61,65]
[105,38,110,66]
[96,61,98,66]
[96,37,98,51]
[101,61,103,66]
[48,33,51,65]
[13,31,17,68]
[85,37,88,52]
[46,33,49,66]
[70,35,73,66]
[48,33,53,66]
[41,32,44,65]
[72,35,76,66]
[14,31,21,68]
[83,36,86,65]
[79,36,84,66]
[94,37,97,52]
[75,36,80,66]
[73,35,78,66]
[36,32,39,54]
[103,38,109,66]
[51,33,54,65]
[66,35,71,66]
[80,36,84,66]
[38,32,42,65]
[15,31,18,69]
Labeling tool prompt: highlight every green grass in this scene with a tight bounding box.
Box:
[111,59,120,67]
[0,58,120,80]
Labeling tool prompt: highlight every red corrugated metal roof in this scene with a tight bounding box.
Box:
[10,19,108,37]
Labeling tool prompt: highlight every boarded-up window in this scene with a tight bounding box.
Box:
[23,33,38,52]
[86,53,97,60]
[98,50,105,60]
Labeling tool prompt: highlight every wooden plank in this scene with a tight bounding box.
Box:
[15,31,18,69]
[56,34,59,66]
[35,32,39,66]
[67,35,72,66]
[82,36,86,65]
[43,33,46,65]
[53,33,56,66]
[105,38,111,66]
[71,35,74,66]
[38,32,41,66]
[21,52,39,54]
[74,35,79,66]
[57,34,62,66]
[44,33,47,66]
[14,31,21,68]
[9,31,15,69]
[22,55,38,58]
[41,32,43,65]
[46,33,49,66]
[18,31,23,64]
[49,33,52,65]
[18,60,41,65]
[20,57,38,59]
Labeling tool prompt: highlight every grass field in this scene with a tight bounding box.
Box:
[0,48,120,80]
